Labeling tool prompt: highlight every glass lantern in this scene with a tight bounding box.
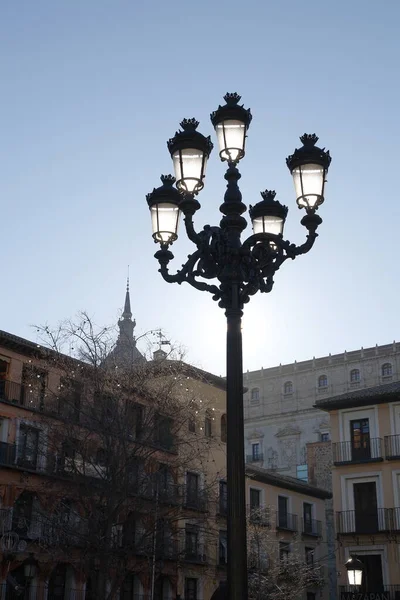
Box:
[286,134,331,211]
[345,556,363,587]
[146,175,182,245]
[167,119,213,194]
[249,190,288,236]
[210,93,252,163]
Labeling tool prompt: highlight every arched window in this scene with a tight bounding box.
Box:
[382,363,393,377]
[283,381,293,395]
[250,388,260,402]
[350,369,360,383]
[221,414,227,443]
[318,375,328,388]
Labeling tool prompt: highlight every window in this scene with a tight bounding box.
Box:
[283,381,293,395]
[305,547,314,566]
[96,448,106,466]
[350,418,371,460]
[204,413,212,438]
[185,524,199,558]
[58,379,82,422]
[188,417,196,433]
[279,542,290,561]
[320,432,330,442]
[219,530,227,565]
[219,480,227,515]
[126,403,143,439]
[154,414,173,450]
[250,388,260,402]
[350,369,360,383]
[382,363,393,377]
[318,374,328,388]
[221,414,227,443]
[17,425,39,469]
[249,488,261,510]
[185,578,198,600]
[296,464,308,482]
[186,472,200,506]
[303,502,313,534]
[252,442,261,461]
[22,364,47,409]
[278,495,289,528]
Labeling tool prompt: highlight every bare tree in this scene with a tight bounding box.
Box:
[247,507,325,600]
[21,315,222,600]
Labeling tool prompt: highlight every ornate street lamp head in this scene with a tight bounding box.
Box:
[210,93,252,164]
[146,175,182,245]
[249,190,288,236]
[286,134,331,211]
[345,556,364,587]
[167,119,213,195]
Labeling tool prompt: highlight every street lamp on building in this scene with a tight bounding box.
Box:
[345,556,364,588]
[23,554,38,581]
[145,93,331,600]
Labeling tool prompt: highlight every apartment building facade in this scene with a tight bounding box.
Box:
[0,324,229,600]
[244,466,331,600]
[316,381,400,600]
[244,342,400,479]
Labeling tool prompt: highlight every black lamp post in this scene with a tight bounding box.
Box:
[146,93,331,600]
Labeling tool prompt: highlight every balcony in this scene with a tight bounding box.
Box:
[182,543,207,564]
[332,438,383,465]
[0,380,47,411]
[246,453,264,464]
[336,508,391,534]
[183,489,208,512]
[0,442,16,467]
[340,586,400,600]
[248,505,270,526]
[302,518,322,537]
[276,512,298,532]
[385,435,400,459]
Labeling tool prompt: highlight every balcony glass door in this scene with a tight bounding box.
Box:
[351,418,371,460]
[360,554,383,593]
[278,495,288,528]
[354,482,378,533]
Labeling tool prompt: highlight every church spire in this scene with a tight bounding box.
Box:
[122,277,132,320]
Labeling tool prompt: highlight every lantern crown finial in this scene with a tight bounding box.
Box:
[260,190,277,202]
[160,174,176,186]
[180,118,200,131]
[223,92,242,105]
[300,133,319,146]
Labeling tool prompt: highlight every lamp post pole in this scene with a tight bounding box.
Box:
[146,93,331,600]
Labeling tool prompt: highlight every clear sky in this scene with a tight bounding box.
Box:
[2,0,400,376]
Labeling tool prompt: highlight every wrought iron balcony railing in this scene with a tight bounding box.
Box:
[183,488,208,511]
[336,508,391,534]
[302,518,322,537]
[182,543,208,564]
[385,435,400,459]
[276,512,298,532]
[246,453,264,463]
[332,438,383,464]
[340,585,400,600]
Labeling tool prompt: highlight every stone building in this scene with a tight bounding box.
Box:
[243,342,400,479]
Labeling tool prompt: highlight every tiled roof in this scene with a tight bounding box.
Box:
[246,464,332,499]
[315,380,400,410]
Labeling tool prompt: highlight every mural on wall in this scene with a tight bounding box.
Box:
[275,425,301,470]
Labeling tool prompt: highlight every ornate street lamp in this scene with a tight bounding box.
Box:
[23,553,38,581]
[145,93,331,600]
[345,555,364,587]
